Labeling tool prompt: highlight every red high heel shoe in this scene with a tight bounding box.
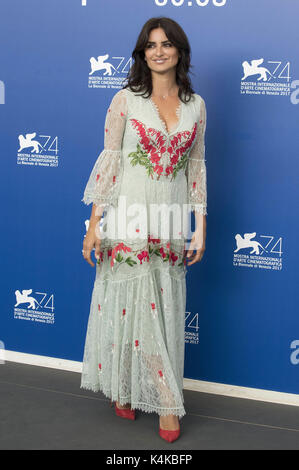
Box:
[159,423,181,443]
[110,400,136,420]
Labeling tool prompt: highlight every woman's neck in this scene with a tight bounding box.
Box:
[151,70,178,98]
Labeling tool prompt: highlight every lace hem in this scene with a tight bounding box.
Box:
[190,203,207,215]
[81,268,186,420]
[81,149,123,208]
[80,382,186,419]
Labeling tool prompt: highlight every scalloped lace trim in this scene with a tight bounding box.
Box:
[80,383,186,419]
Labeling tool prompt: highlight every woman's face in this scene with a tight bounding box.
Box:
[144,27,179,74]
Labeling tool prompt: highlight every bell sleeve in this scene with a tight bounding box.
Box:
[81,89,127,211]
[186,97,207,215]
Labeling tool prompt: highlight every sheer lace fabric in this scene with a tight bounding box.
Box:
[81,91,127,210]
[186,98,207,215]
[81,268,186,417]
[80,88,208,418]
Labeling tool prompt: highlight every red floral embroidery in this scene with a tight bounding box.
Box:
[158,369,166,384]
[96,251,104,264]
[129,119,197,180]
[148,235,161,244]
[170,252,178,265]
[97,235,185,269]
[137,250,149,264]
[121,308,126,322]
[151,302,158,318]
[110,242,132,267]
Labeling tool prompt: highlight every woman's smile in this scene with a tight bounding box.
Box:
[144,27,180,73]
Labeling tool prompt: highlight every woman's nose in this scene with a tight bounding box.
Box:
[156,46,163,56]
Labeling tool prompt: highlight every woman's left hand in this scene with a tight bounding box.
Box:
[184,231,206,266]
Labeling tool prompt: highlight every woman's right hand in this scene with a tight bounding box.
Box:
[82,225,101,267]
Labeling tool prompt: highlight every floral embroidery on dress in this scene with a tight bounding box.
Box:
[110,242,133,268]
[98,304,103,317]
[81,90,206,419]
[97,234,186,271]
[128,119,197,181]
[158,370,166,386]
[151,302,158,319]
[121,308,126,322]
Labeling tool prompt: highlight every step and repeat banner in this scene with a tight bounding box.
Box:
[1,0,298,395]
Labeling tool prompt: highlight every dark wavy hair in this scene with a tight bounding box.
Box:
[123,17,195,103]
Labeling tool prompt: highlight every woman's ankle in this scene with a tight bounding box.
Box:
[116,401,131,409]
[159,414,179,431]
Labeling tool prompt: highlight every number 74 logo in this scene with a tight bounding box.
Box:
[185,312,199,330]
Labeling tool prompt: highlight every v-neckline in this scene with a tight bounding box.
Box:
[149,96,182,136]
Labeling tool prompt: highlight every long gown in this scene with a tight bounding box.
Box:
[80,87,207,419]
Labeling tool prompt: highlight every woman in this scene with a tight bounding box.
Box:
[81,17,207,443]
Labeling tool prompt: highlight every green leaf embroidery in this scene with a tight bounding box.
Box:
[125,257,138,267]
[128,143,190,181]
[115,253,123,262]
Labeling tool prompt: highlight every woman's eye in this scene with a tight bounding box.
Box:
[145,43,172,48]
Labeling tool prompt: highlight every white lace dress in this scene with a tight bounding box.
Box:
[80,87,207,418]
